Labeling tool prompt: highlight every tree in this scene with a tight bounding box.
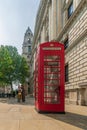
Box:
[0,46,13,84]
[0,45,29,91]
[17,56,29,84]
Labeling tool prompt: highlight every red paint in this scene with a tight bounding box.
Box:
[34,42,65,113]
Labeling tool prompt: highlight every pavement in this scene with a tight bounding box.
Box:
[0,96,87,130]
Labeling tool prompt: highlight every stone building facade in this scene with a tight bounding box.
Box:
[32,0,87,105]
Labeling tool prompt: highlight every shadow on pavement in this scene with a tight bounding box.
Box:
[45,112,87,130]
[0,99,7,103]
[0,96,35,106]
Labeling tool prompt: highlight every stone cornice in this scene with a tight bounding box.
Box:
[79,82,87,87]
[63,0,73,10]
[56,0,87,41]
[32,1,49,56]
[33,1,47,46]
[65,29,87,54]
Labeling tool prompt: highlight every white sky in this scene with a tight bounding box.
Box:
[0,0,40,54]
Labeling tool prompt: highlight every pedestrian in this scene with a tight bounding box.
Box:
[21,85,25,102]
[8,88,11,99]
[17,85,22,102]
[13,91,16,98]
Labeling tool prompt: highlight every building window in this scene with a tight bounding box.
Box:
[68,2,73,18]
[64,38,68,49]
[65,64,69,82]
[28,46,31,52]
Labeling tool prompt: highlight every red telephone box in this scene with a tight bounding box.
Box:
[34,42,65,113]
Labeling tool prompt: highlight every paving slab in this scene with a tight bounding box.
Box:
[0,97,87,130]
[0,119,19,130]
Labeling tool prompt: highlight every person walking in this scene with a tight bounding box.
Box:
[8,88,11,99]
[17,85,22,102]
[21,85,25,102]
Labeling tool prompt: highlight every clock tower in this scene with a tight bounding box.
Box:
[22,27,33,94]
[22,27,33,63]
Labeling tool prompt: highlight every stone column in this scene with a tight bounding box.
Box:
[57,0,62,34]
[73,0,77,11]
[49,3,52,41]
[84,88,87,105]
[64,10,68,25]
[41,25,46,42]
[51,0,57,39]
[73,0,81,11]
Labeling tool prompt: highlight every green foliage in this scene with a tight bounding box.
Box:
[0,45,29,88]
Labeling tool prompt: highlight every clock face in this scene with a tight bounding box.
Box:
[28,39,29,41]
[28,38,30,42]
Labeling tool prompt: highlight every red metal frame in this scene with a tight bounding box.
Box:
[34,42,65,113]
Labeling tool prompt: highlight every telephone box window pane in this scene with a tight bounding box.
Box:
[44,80,60,85]
[44,55,60,60]
[44,67,60,73]
[44,73,60,79]
[44,61,60,66]
[43,47,61,50]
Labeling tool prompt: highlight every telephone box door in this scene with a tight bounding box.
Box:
[43,52,61,105]
[40,42,64,112]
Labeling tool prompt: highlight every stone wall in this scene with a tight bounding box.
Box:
[65,7,87,105]
[69,9,87,45]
